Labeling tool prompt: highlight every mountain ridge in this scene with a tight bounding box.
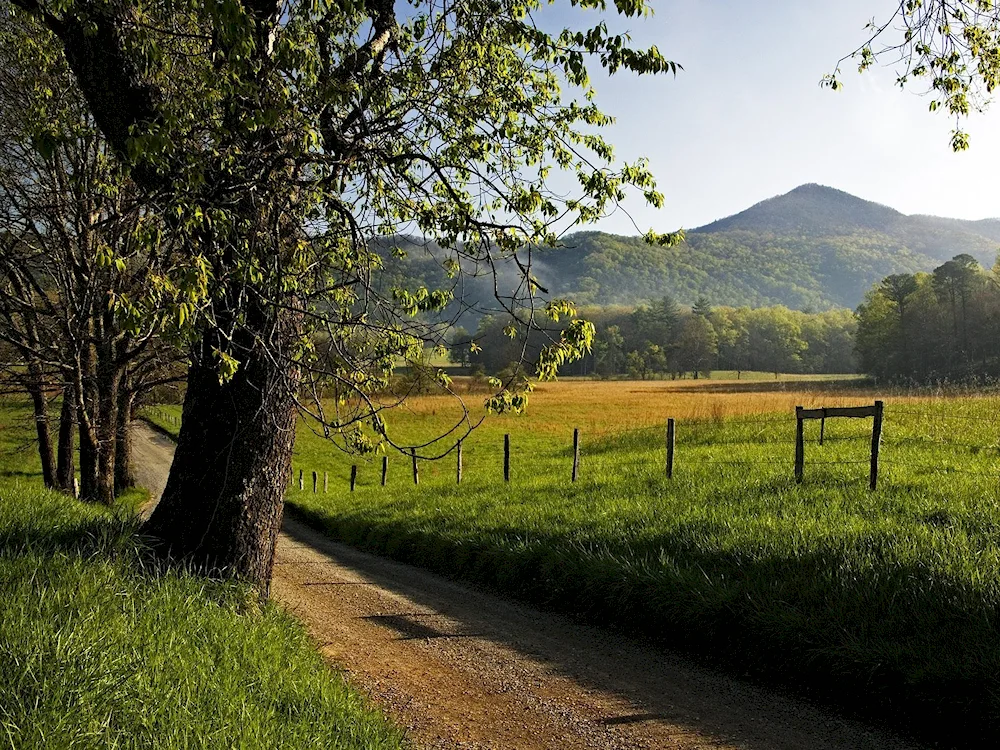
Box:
[382,184,1000,315]
[693,183,904,235]
[533,183,1000,310]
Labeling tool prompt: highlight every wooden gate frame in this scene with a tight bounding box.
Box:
[795,401,884,490]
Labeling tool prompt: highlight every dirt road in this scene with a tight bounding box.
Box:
[132,421,922,750]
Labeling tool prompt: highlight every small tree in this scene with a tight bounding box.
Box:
[676,314,717,378]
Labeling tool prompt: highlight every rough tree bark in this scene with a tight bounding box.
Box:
[94,325,120,505]
[56,384,76,494]
[20,0,304,591]
[75,333,100,502]
[25,363,56,488]
[77,404,98,501]
[144,295,300,595]
[114,384,135,495]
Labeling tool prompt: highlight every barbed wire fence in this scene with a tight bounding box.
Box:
[137,402,1000,492]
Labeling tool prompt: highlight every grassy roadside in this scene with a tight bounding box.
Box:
[0,402,404,750]
[144,382,1000,744]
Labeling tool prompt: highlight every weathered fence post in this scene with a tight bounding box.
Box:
[323,471,328,493]
[350,465,357,492]
[381,455,388,487]
[819,412,826,446]
[794,406,804,484]
[666,418,675,479]
[411,447,419,485]
[504,433,510,482]
[456,440,463,484]
[870,400,884,491]
[298,469,304,491]
[572,428,580,482]
[312,471,317,493]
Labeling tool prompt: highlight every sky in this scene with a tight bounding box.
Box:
[567,0,1000,235]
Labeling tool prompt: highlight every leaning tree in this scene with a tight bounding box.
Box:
[6,0,681,594]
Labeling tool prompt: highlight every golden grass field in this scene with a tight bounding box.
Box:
[388,373,950,441]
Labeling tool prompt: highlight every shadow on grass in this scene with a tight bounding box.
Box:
[0,514,143,559]
[0,469,45,479]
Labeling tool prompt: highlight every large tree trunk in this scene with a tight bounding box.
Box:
[57,384,76,494]
[114,385,136,495]
[26,364,56,489]
[144,298,300,596]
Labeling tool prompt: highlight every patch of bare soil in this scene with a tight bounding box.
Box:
[133,421,923,750]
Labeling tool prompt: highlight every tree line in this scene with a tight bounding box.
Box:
[453,297,857,379]
[855,254,1000,381]
[0,21,183,505]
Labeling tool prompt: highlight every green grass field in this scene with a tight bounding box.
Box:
[146,379,1000,744]
[0,402,404,750]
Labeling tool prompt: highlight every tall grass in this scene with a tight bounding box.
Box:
[267,380,1000,745]
[0,402,404,750]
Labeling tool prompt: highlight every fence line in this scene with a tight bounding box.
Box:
[166,399,1000,494]
[889,408,998,422]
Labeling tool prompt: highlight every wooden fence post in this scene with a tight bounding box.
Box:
[411,448,419,485]
[350,465,357,492]
[456,440,463,484]
[870,400,884,491]
[323,471,328,493]
[298,469,304,491]
[794,406,804,484]
[666,418,675,479]
[572,428,580,482]
[504,433,510,482]
[312,471,317,493]
[381,455,388,487]
[819,412,826,446]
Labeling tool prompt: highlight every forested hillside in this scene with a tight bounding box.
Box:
[536,228,933,311]
[535,185,1000,311]
[380,184,1000,316]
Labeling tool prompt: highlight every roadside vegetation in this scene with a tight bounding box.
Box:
[0,401,404,750]
[154,379,1000,745]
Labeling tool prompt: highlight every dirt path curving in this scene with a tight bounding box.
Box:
[132,421,923,750]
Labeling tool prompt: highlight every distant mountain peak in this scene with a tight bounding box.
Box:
[693,183,903,235]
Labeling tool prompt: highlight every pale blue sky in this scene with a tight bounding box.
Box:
[573,0,1000,234]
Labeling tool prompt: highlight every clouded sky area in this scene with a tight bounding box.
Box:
[571,0,1000,235]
